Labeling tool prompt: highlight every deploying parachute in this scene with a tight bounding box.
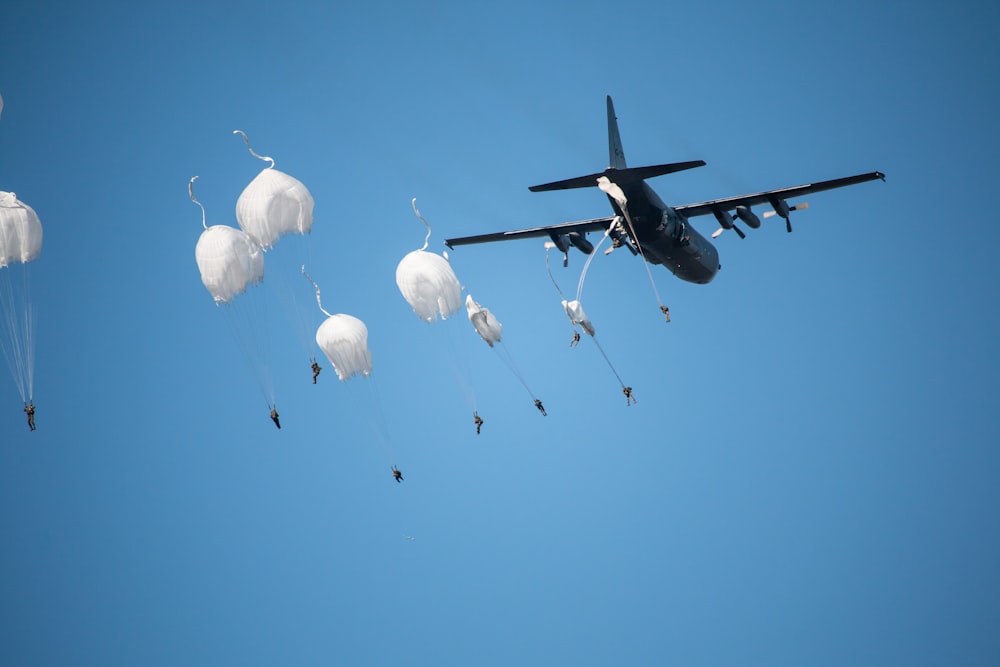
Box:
[0,191,42,407]
[303,268,372,380]
[233,130,320,378]
[233,130,313,250]
[465,294,502,347]
[191,177,275,417]
[396,200,479,430]
[464,292,545,415]
[395,200,462,323]
[192,176,264,304]
[562,299,595,337]
[545,242,632,402]
[305,267,399,473]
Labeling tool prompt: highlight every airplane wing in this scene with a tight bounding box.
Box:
[674,171,885,218]
[444,216,615,248]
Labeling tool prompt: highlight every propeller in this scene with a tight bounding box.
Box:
[710,208,746,239]
[764,201,809,233]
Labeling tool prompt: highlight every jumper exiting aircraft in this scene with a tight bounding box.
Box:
[445,96,884,285]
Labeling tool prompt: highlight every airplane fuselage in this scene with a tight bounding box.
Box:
[611,178,720,285]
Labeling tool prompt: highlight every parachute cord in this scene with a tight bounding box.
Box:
[494,341,537,401]
[544,244,567,300]
[188,176,207,230]
[575,227,611,302]
[301,266,333,318]
[24,280,34,402]
[0,267,32,403]
[619,207,668,317]
[441,317,479,414]
[233,130,275,169]
[590,334,626,389]
[411,199,432,251]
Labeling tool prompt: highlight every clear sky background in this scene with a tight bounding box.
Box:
[2,1,999,665]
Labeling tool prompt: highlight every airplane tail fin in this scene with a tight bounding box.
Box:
[528,96,705,192]
[607,95,627,169]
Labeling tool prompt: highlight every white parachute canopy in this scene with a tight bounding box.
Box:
[0,191,42,403]
[396,251,462,322]
[395,200,462,322]
[316,314,372,381]
[466,294,502,347]
[0,192,43,267]
[233,130,314,250]
[195,226,264,304]
[190,177,264,304]
[562,299,595,337]
[303,268,372,382]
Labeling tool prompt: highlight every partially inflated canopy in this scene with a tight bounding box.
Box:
[466,294,502,347]
[562,299,595,337]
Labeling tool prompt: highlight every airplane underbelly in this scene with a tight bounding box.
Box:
[642,228,719,285]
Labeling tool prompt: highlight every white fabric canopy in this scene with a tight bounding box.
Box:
[236,168,314,250]
[0,192,42,268]
[395,250,462,322]
[465,294,502,347]
[315,314,372,381]
[195,225,264,304]
[562,299,595,336]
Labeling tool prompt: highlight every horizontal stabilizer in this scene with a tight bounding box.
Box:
[529,161,706,192]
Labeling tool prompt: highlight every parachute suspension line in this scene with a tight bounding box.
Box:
[591,334,626,389]
[410,198,432,251]
[493,341,537,401]
[620,208,668,317]
[233,130,275,169]
[341,373,396,464]
[441,316,478,414]
[575,227,611,302]
[23,274,34,402]
[301,266,332,318]
[544,244,567,300]
[220,286,274,409]
[188,176,207,230]
[0,266,34,403]
[598,176,668,317]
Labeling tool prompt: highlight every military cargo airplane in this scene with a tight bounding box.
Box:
[445,96,884,285]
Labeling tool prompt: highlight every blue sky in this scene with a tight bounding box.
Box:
[2,0,999,664]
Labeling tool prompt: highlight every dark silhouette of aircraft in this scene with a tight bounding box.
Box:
[445,96,884,285]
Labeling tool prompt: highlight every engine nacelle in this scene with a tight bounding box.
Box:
[712,208,735,230]
[767,197,790,219]
[567,231,594,254]
[735,206,761,229]
[548,232,571,253]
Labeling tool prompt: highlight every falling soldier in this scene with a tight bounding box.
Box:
[534,399,547,416]
[311,359,322,384]
[392,466,404,483]
[474,412,484,435]
[570,331,581,347]
[270,407,281,430]
[24,402,36,431]
[623,386,636,406]
[660,305,671,323]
